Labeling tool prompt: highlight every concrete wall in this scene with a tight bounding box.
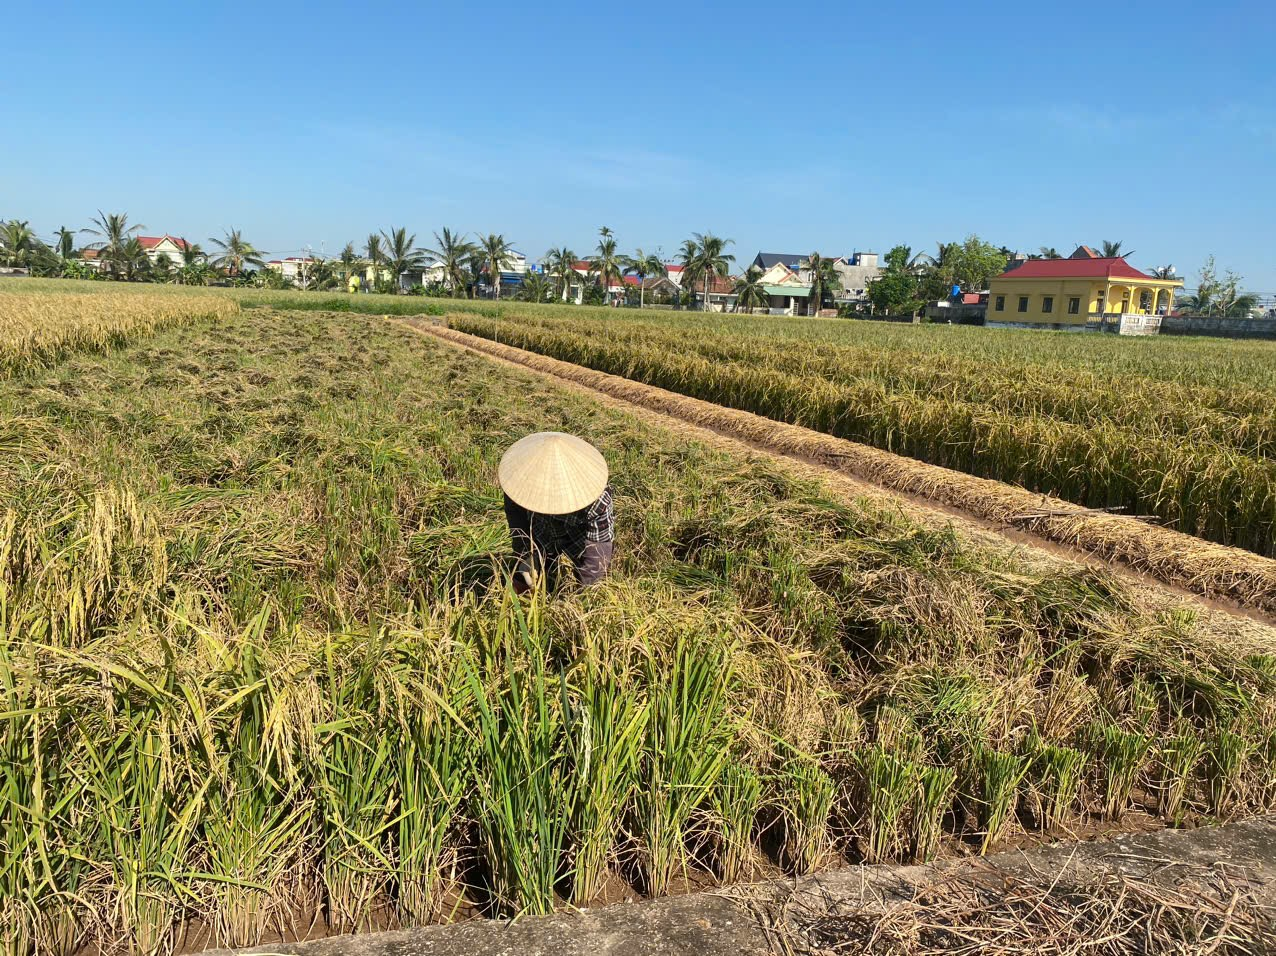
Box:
[1159,315,1276,339]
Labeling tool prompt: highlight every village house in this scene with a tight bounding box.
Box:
[751,260,812,315]
[987,246,1183,332]
[138,235,193,265]
[81,234,195,271]
[265,256,320,284]
[750,250,881,308]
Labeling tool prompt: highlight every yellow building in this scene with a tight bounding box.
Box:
[987,247,1183,328]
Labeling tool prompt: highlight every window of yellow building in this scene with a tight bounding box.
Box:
[1017,296,1029,313]
[994,295,1005,312]
[1042,296,1054,314]
[1068,297,1080,315]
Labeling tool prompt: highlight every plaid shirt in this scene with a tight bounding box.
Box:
[504,486,614,568]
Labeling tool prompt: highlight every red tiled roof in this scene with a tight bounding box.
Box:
[997,257,1156,281]
[665,264,684,272]
[138,235,190,251]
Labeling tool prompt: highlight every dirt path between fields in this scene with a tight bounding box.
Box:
[400,318,1276,638]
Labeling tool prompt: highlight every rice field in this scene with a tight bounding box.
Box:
[2,289,1276,953]
[448,306,1276,556]
[0,283,239,376]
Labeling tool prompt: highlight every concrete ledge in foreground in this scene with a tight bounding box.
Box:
[217,817,1276,956]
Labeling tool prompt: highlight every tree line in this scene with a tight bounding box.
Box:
[1,214,1261,317]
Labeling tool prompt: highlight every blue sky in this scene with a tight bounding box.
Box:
[4,2,1274,291]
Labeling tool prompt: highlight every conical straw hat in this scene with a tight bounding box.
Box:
[499,432,609,515]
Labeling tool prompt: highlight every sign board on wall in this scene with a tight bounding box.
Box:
[1119,314,1163,336]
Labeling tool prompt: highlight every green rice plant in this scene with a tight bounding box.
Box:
[203,742,312,948]
[563,648,648,905]
[315,652,399,935]
[1204,727,1251,818]
[636,637,734,897]
[79,713,212,956]
[775,755,836,875]
[463,598,572,916]
[975,746,1031,853]
[910,765,956,863]
[1024,734,1086,831]
[712,761,762,884]
[859,744,915,864]
[394,648,472,926]
[1153,734,1203,824]
[0,630,89,956]
[1088,724,1152,821]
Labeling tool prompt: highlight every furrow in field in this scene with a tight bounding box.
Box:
[422,321,1276,616]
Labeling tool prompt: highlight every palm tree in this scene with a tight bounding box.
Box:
[85,211,143,278]
[680,232,735,311]
[380,227,426,293]
[338,242,360,289]
[518,271,552,303]
[478,233,517,299]
[119,236,151,281]
[1098,240,1132,259]
[181,242,205,267]
[424,228,476,296]
[152,252,174,283]
[464,250,486,299]
[54,226,78,261]
[1037,246,1062,259]
[1149,265,1176,279]
[802,253,843,315]
[732,266,769,313]
[908,242,951,273]
[0,220,36,267]
[364,234,385,291]
[623,248,666,309]
[587,227,625,304]
[209,228,266,277]
[545,247,578,302]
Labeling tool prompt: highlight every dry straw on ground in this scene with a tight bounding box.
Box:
[734,859,1271,955]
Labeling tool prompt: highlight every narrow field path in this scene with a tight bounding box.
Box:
[405,319,1276,628]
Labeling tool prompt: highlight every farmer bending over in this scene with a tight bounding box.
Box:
[499,432,614,593]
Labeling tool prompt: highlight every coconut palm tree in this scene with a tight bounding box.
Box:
[478,233,517,299]
[119,236,152,281]
[518,271,552,303]
[53,226,78,261]
[802,252,843,315]
[623,248,666,309]
[209,228,266,277]
[0,220,36,267]
[545,247,579,302]
[587,227,625,304]
[1098,240,1132,259]
[361,234,384,291]
[732,266,769,313]
[464,250,486,299]
[424,228,476,296]
[1037,246,1062,259]
[1149,265,1176,279]
[679,232,735,311]
[85,211,144,278]
[335,242,360,289]
[380,227,426,293]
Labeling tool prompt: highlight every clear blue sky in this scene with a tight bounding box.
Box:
[4,2,1274,291]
